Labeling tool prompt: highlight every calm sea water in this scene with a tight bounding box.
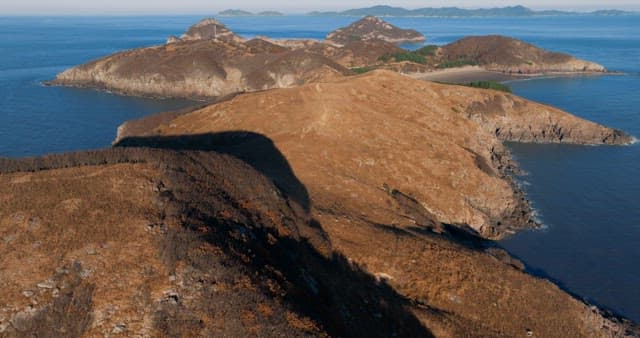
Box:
[1,15,639,321]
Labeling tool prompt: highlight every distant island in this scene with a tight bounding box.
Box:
[307,5,635,17]
[218,9,284,16]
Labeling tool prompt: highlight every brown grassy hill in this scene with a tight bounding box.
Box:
[116,71,630,240]
[1,144,637,337]
[326,16,425,45]
[441,35,606,74]
[110,70,638,337]
[0,147,433,337]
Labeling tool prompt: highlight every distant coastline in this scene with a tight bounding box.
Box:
[218,9,284,17]
[215,5,637,18]
[306,5,636,17]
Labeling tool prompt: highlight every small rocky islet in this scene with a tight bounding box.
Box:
[2,16,639,337]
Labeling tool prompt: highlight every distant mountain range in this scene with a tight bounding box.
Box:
[306,5,635,17]
[218,9,284,16]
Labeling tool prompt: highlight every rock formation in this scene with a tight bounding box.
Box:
[173,18,245,44]
[441,35,606,74]
[326,16,426,45]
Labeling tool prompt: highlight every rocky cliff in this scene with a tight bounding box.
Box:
[326,16,426,45]
[441,35,607,74]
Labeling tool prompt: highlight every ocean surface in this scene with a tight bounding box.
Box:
[1,15,639,321]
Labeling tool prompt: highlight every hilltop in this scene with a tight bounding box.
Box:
[115,71,631,239]
[326,15,425,44]
[440,35,605,74]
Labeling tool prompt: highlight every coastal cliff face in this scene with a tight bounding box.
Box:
[1,148,637,337]
[115,71,632,240]
[326,16,426,45]
[441,35,607,74]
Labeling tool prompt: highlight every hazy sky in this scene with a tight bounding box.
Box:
[2,1,639,15]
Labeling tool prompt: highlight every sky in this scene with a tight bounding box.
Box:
[1,1,639,15]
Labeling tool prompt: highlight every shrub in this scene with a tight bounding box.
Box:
[437,59,478,69]
[392,52,427,64]
[463,81,512,93]
[351,67,372,74]
[379,51,427,64]
[415,45,438,56]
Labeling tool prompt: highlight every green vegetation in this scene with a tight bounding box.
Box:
[463,81,512,93]
[415,45,438,56]
[379,52,425,64]
[378,46,439,65]
[392,52,426,64]
[437,59,478,69]
[351,67,373,74]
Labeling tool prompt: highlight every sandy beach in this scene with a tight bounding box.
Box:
[407,66,519,83]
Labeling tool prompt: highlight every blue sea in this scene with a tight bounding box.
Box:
[1,15,639,322]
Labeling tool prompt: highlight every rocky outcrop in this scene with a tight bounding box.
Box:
[326,16,425,45]
[462,92,630,144]
[115,71,632,240]
[441,35,607,74]
[174,18,245,44]
[1,144,637,337]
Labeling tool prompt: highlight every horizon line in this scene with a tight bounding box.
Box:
[1,4,639,16]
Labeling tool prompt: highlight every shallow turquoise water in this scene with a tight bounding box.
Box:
[0,14,639,321]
